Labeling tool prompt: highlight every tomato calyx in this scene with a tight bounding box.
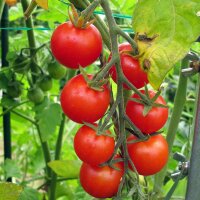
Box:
[79,67,109,92]
[68,4,95,29]
[126,127,163,141]
[83,121,114,138]
[129,87,168,116]
[99,155,124,172]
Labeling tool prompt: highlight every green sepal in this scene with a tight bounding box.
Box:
[143,105,153,116]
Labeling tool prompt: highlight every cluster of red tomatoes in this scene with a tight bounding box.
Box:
[50,20,169,198]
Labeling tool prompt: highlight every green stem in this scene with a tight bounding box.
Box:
[100,1,141,197]
[36,125,52,178]
[0,0,4,21]
[11,110,37,125]
[24,0,37,19]
[69,0,111,50]
[122,75,150,104]
[0,100,30,117]
[49,114,66,200]
[93,56,118,81]
[185,74,200,200]
[116,26,138,55]
[21,0,38,83]
[153,58,189,197]
[81,0,101,18]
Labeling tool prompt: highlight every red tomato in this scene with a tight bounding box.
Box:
[80,157,124,198]
[60,74,110,123]
[126,90,168,134]
[51,21,102,69]
[109,43,148,89]
[74,124,115,166]
[127,134,169,176]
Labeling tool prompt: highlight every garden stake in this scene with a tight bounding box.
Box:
[1,3,12,182]
[186,73,200,200]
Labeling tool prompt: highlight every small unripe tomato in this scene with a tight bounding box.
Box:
[27,87,44,104]
[7,81,23,98]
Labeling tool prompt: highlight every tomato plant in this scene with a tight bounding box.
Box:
[127,134,169,176]
[1,0,200,199]
[60,74,110,123]
[109,43,148,89]
[74,124,115,166]
[50,21,102,69]
[126,90,168,134]
[80,158,124,198]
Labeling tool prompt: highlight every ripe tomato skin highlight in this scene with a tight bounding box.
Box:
[60,74,110,124]
[80,158,124,198]
[74,124,115,166]
[50,21,102,69]
[109,43,148,89]
[126,90,168,134]
[127,134,169,176]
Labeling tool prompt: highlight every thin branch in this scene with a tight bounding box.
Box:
[0,100,30,117]
[11,110,37,125]
[115,26,138,55]
[93,56,119,82]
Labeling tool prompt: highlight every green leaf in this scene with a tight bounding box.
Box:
[143,105,152,116]
[0,182,23,200]
[9,3,24,21]
[1,96,19,108]
[6,51,18,62]
[133,0,200,89]
[111,0,137,16]
[0,73,9,89]
[18,187,40,200]
[48,160,81,179]
[36,103,62,142]
[3,159,22,180]
[36,0,68,28]
[56,182,75,199]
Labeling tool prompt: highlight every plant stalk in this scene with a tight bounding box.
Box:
[49,114,66,200]
[153,58,189,196]
[185,74,200,200]
[36,125,52,178]
[0,0,5,21]
[21,0,38,83]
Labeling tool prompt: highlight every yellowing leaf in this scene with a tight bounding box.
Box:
[133,0,200,90]
[0,183,23,200]
[35,0,48,10]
